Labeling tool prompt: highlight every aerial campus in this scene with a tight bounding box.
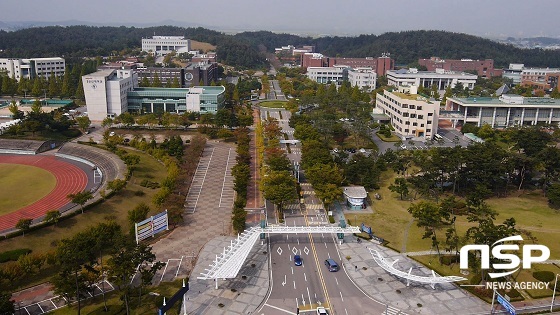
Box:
[2,8,560,315]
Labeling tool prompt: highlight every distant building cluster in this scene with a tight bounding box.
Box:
[301,53,394,77]
[274,45,315,55]
[503,63,560,92]
[418,57,501,78]
[0,57,65,81]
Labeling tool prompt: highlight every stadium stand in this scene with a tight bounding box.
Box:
[0,139,61,155]
[57,143,126,182]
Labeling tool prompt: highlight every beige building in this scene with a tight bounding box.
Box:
[374,87,440,139]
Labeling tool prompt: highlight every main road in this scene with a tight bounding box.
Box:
[257,108,387,314]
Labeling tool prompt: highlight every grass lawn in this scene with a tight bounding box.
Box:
[376,131,401,142]
[258,100,288,108]
[512,264,560,299]
[0,164,56,216]
[0,148,167,291]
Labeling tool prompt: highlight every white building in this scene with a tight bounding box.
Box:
[0,57,65,81]
[82,69,138,121]
[307,66,347,86]
[307,66,377,90]
[503,63,525,84]
[141,36,191,56]
[374,87,440,139]
[386,68,477,93]
[347,67,377,91]
[446,94,560,128]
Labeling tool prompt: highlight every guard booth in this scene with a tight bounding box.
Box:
[343,186,368,210]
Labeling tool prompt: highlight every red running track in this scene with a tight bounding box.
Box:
[0,155,87,231]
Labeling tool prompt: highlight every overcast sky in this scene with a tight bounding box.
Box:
[1,0,559,38]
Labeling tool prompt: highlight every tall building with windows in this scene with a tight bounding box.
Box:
[374,87,440,139]
[141,36,191,56]
[0,57,65,81]
[82,69,138,121]
[83,69,224,121]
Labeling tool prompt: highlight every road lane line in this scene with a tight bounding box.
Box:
[291,267,294,275]
[307,287,312,310]
[294,281,296,290]
[304,273,307,282]
[340,291,344,302]
[335,277,338,285]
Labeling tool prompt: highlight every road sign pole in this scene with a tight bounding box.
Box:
[552,274,559,312]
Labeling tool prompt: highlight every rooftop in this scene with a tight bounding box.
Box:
[129,86,225,97]
[450,95,560,106]
[343,186,368,199]
[391,91,433,103]
[388,69,477,78]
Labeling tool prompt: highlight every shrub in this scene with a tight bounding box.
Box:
[533,271,555,283]
[134,190,146,197]
[0,249,32,263]
[328,215,335,224]
[439,255,460,266]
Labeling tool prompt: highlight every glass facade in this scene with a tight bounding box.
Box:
[127,87,225,114]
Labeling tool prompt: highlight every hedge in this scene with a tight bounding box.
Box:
[0,248,32,263]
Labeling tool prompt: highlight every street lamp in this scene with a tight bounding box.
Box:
[551,274,560,312]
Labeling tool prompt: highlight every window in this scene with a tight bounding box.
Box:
[428,113,433,116]
[421,124,425,127]
[405,121,410,125]
[417,106,422,110]
[413,122,417,126]
[404,129,409,133]
[428,121,432,124]
[418,115,424,119]
[409,105,415,109]
[410,114,416,118]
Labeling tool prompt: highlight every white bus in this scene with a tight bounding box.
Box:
[433,134,443,141]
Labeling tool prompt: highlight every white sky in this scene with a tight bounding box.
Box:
[1,0,558,38]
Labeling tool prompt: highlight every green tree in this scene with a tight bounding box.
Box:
[107,241,163,315]
[171,76,180,88]
[31,98,42,114]
[102,117,114,129]
[15,218,33,236]
[408,201,451,257]
[61,66,72,97]
[262,170,297,214]
[67,190,93,214]
[152,72,161,87]
[546,183,560,207]
[48,72,60,98]
[8,100,24,119]
[389,177,409,200]
[108,179,127,192]
[0,292,15,315]
[43,210,61,227]
[75,116,91,133]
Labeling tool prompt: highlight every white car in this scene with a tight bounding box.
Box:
[316,307,328,315]
[109,131,115,136]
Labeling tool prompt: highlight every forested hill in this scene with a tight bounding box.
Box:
[235,30,560,67]
[1,26,560,68]
[0,25,266,68]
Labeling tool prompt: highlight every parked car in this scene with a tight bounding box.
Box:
[324,259,339,272]
[294,255,302,266]
[316,306,328,314]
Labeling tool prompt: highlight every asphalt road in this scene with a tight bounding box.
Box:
[258,108,387,315]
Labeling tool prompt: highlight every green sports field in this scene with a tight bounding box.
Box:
[0,164,57,216]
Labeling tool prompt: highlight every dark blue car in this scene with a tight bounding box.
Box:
[294,255,303,266]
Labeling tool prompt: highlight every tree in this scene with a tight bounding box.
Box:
[107,241,163,315]
[75,116,91,133]
[122,154,141,172]
[43,210,61,227]
[128,203,150,234]
[67,191,93,214]
[53,230,97,315]
[107,179,127,192]
[262,170,297,214]
[0,292,15,315]
[15,218,33,236]
[546,183,560,207]
[389,177,409,200]
[8,100,24,119]
[31,99,42,114]
[48,72,60,98]
[102,117,114,129]
[408,201,451,256]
